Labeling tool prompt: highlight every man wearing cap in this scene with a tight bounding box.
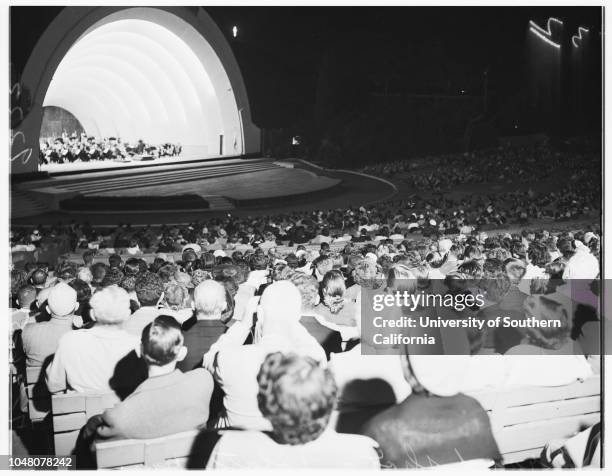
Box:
[46,286,139,394]
[21,283,78,367]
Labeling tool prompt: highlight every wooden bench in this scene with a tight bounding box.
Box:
[470,376,601,464]
[51,392,120,455]
[93,374,599,469]
[25,366,50,423]
[94,429,200,468]
[330,375,600,466]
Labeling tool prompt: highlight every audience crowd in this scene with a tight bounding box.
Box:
[10,217,601,468]
[360,142,600,194]
[39,132,182,165]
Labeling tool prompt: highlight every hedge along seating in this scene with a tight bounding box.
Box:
[51,392,120,455]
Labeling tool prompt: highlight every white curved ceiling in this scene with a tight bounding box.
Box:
[43,13,240,155]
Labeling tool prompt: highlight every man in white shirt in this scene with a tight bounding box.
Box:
[310,229,332,245]
[46,286,139,394]
[204,281,325,430]
[563,241,599,280]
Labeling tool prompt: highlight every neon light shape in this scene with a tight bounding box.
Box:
[572,26,589,48]
[529,26,561,49]
[529,17,563,37]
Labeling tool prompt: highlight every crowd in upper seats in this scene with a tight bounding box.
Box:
[39,132,182,165]
[10,220,601,468]
[9,178,600,260]
[359,142,600,193]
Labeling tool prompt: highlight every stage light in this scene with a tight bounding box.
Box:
[232,26,238,38]
[572,26,589,48]
[529,26,561,49]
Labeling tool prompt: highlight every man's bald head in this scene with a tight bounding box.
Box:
[30,268,48,287]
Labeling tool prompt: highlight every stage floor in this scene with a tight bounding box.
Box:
[11,159,396,224]
[40,152,226,174]
[92,167,339,201]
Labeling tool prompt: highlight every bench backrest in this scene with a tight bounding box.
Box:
[470,376,601,464]
[25,366,49,422]
[94,376,600,469]
[51,392,120,455]
[329,376,600,466]
[94,429,200,468]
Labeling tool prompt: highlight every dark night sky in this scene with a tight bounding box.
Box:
[10,6,602,128]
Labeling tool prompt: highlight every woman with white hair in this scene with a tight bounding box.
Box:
[178,280,228,372]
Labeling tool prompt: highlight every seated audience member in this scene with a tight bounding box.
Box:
[119,275,140,312]
[499,293,593,387]
[328,294,410,413]
[563,240,600,280]
[29,268,48,290]
[478,259,529,353]
[82,250,96,268]
[69,278,93,325]
[318,270,358,327]
[312,255,333,282]
[360,353,501,468]
[90,263,109,290]
[100,267,124,287]
[525,241,549,279]
[85,315,214,440]
[159,282,192,323]
[45,286,139,394]
[205,352,380,469]
[22,283,78,367]
[289,272,343,358]
[11,284,37,332]
[178,280,228,372]
[203,281,325,430]
[108,253,123,270]
[345,259,383,302]
[76,267,94,289]
[123,258,142,277]
[123,272,165,336]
